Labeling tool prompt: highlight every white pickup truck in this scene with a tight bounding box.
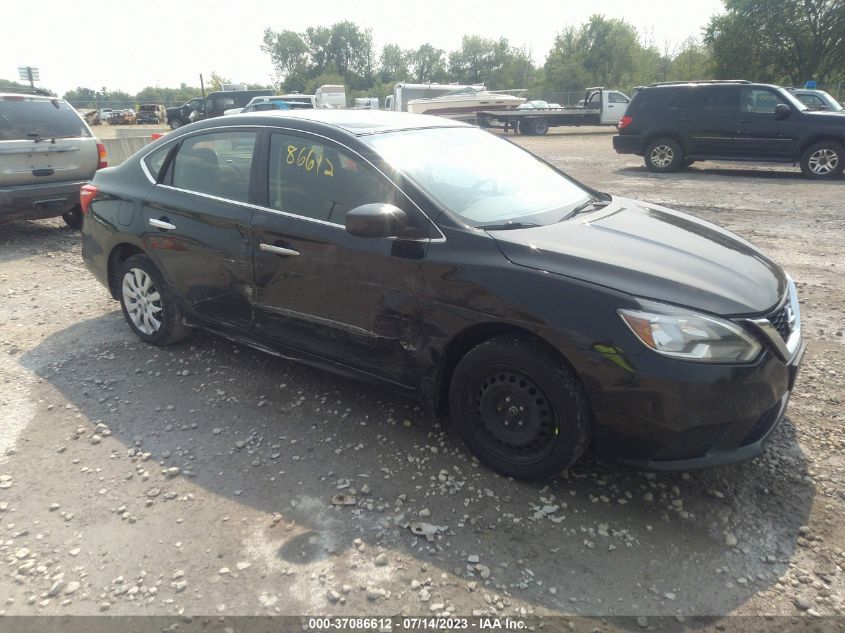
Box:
[477,87,631,135]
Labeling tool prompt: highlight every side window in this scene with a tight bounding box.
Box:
[172,131,256,202]
[683,86,738,112]
[268,133,399,225]
[608,92,629,104]
[142,143,173,181]
[797,94,824,109]
[741,88,787,114]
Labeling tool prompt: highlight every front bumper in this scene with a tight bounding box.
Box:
[612,134,641,155]
[0,180,88,222]
[590,337,806,471]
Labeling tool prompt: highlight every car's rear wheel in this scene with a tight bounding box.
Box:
[448,334,592,480]
[800,141,843,180]
[169,119,182,130]
[117,254,191,346]
[644,138,684,172]
[62,206,83,230]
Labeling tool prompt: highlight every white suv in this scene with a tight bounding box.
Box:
[0,92,106,228]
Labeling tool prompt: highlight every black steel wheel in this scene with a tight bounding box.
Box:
[449,334,592,480]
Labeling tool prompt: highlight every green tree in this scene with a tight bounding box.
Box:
[261,28,309,88]
[379,44,409,83]
[208,72,231,92]
[704,0,845,84]
[407,43,447,83]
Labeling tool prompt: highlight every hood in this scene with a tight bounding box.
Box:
[802,109,845,121]
[489,197,787,316]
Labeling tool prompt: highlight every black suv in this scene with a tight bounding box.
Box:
[613,80,845,179]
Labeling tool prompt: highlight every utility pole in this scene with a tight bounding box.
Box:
[199,73,206,98]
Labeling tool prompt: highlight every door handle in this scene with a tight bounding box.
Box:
[260,243,300,257]
[149,218,176,230]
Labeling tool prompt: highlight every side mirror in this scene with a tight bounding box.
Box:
[346,204,408,238]
[774,103,791,119]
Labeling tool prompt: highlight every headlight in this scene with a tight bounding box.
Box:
[618,301,762,363]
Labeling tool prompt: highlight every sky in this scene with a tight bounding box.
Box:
[2,0,725,97]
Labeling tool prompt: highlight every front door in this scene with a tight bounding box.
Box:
[141,129,258,329]
[251,131,431,387]
[735,87,802,160]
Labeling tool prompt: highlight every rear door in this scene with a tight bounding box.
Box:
[677,86,739,156]
[735,87,803,159]
[0,96,97,186]
[140,128,258,329]
[251,130,431,387]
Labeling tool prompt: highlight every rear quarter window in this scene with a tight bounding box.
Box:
[627,88,683,113]
[0,98,90,141]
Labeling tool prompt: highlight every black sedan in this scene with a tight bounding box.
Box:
[80,110,805,480]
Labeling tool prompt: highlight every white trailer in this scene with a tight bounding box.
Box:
[315,85,347,109]
[384,82,472,112]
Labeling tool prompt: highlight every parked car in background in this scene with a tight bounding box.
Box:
[786,88,843,112]
[224,95,313,115]
[136,104,167,124]
[80,109,803,480]
[191,90,275,121]
[239,101,290,113]
[108,109,137,125]
[0,92,106,228]
[614,80,845,179]
[98,108,114,122]
[166,98,204,129]
[517,100,560,110]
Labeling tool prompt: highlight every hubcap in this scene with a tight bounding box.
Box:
[808,148,839,175]
[471,369,557,463]
[122,268,162,335]
[650,145,674,167]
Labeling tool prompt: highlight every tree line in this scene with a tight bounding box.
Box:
[3,0,843,107]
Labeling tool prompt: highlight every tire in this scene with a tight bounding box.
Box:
[61,206,83,230]
[644,138,684,173]
[117,254,191,346]
[530,118,549,135]
[800,141,844,180]
[169,119,182,130]
[448,334,592,480]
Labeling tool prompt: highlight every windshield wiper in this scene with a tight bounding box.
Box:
[477,221,541,230]
[562,198,612,220]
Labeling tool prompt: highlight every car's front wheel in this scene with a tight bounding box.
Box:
[117,254,191,346]
[169,119,182,130]
[644,138,684,173]
[800,141,843,180]
[448,335,592,480]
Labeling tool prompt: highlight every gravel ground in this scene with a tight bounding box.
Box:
[0,127,842,623]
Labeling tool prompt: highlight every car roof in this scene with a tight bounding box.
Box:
[0,92,63,102]
[225,109,469,136]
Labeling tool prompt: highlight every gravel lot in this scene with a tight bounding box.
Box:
[0,127,842,623]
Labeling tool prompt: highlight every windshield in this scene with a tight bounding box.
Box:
[364,127,590,227]
[0,98,90,141]
[775,87,810,111]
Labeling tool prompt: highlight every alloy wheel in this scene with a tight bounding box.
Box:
[808,148,839,175]
[122,268,163,335]
[650,145,674,167]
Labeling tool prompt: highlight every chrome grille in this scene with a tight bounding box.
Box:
[767,304,792,342]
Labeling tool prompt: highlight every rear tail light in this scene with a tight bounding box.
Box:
[618,115,633,130]
[96,142,108,169]
[80,184,99,215]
